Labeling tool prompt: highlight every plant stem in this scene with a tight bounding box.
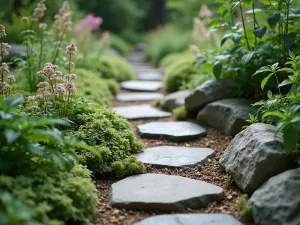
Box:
[38,30,44,70]
[24,21,32,91]
[274,72,282,95]
[239,4,250,50]
[252,2,257,47]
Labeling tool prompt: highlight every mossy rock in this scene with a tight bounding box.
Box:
[98,56,134,82]
[74,106,144,176]
[163,57,202,93]
[76,68,113,106]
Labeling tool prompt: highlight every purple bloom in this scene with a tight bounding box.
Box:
[74,13,103,33]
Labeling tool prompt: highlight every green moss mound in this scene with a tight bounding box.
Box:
[98,56,134,82]
[74,106,144,176]
[102,79,120,96]
[173,106,188,121]
[163,57,202,93]
[159,52,193,68]
[76,68,112,106]
[0,165,98,225]
[110,34,132,56]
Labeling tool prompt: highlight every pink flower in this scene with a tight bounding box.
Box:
[31,105,39,111]
[66,44,77,55]
[65,82,77,93]
[37,81,49,88]
[54,83,66,93]
[44,101,53,108]
[74,14,103,33]
[2,83,11,92]
[27,96,35,102]
[35,95,43,100]
[43,91,52,98]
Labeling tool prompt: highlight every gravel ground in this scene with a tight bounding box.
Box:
[93,89,249,225]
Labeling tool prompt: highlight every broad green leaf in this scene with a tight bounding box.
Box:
[253,26,267,39]
[5,97,24,109]
[278,79,292,87]
[267,90,272,98]
[4,129,21,145]
[253,66,272,76]
[267,12,281,28]
[282,33,296,48]
[283,124,299,152]
[262,111,285,121]
[221,33,232,46]
[231,1,241,11]
[195,57,206,64]
[245,8,264,14]
[242,51,255,65]
[242,0,254,7]
[213,61,223,79]
[261,74,272,90]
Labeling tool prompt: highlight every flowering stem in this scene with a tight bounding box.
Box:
[52,29,67,64]
[38,30,44,70]
[239,4,250,50]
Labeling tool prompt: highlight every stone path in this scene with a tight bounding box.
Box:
[135,146,215,168]
[113,105,171,120]
[107,52,242,225]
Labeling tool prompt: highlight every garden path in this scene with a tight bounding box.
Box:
[93,52,246,225]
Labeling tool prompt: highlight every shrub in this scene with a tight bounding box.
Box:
[76,68,112,106]
[163,56,202,92]
[173,106,188,121]
[110,34,132,56]
[236,194,253,221]
[73,106,144,176]
[98,56,134,82]
[112,156,145,178]
[159,52,192,68]
[102,79,120,96]
[0,165,98,225]
[155,99,162,107]
[145,26,192,67]
[180,73,213,90]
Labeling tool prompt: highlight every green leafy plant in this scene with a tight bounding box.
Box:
[112,156,145,178]
[236,194,253,221]
[155,99,162,107]
[173,106,188,121]
[253,51,300,152]
[225,174,234,187]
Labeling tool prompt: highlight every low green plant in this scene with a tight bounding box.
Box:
[98,55,134,82]
[236,194,253,221]
[155,99,162,107]
[225,174,233,187]
[173,106,188,121]
[0,164,98,225]
[73,106,144,176]
[253,52,300,152]
[159,52,192,68]
[163,56,202,92]
[102,79,120,96]
[110,34,132,56]
[112,155,145,178]
[75,68,112,106]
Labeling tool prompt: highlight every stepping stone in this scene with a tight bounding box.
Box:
[113,105,171,120]
[136,71,162,81]
[109,173,224,212]
[133,214,243,225]
[137,122,207,142]
[121,81,163,92]
[126,52,144,63]
[116,92,164,102]
[135,146,215,168]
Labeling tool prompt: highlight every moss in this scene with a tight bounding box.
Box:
[102,79,120,96]
[76,68,112,106]
[0,165,98,225]
[173,106,188,121]
[163,56,202,93]
[155,99,162,107]
[98,56,134,82]
[112,156,145,178]
[74,107,144,175]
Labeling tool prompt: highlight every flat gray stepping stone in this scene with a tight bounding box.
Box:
[137,122,207,142]
[113,105,171,120]
[109,173,224,212]
[116,92,164,102]
[136,71,162,81]
[135,146,215,168]
[133,214,243,225]
[121,81,163,92]
[126,52,144,63]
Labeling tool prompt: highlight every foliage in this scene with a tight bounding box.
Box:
[225,174,233,187]
[163,56,202,92]
[155,99,162,107]
[173,106,188,121]
[0,97,97,175]
[159,52,192,68]
[102,79,119,96]
[75,68,112,106]
[236,194,253,221]
[110,34,132,56]
[72,106,144,175]
[199,0,300,98]
[112,156,145,178]
[145,26,192,67]
[98,55,134,82]
[0,164,98,225]
[252,52,300,152]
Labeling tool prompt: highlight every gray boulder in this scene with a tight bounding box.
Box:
[4,43,26,62]
[185,78,236,113]
[197,98,256,136]
[249,168,300,225]
[162,90,191,111]
[220,123,296,193]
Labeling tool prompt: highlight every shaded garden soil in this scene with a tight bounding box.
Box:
[93,91,248,225]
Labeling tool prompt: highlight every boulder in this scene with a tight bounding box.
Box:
[185,78,236,113]
[162,90,191,111]
[249,168,300,225]
[220,123,296,193]
[4,43,26,62]
[197,98,256,136]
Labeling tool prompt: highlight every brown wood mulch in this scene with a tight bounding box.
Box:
[93,90,248,225]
